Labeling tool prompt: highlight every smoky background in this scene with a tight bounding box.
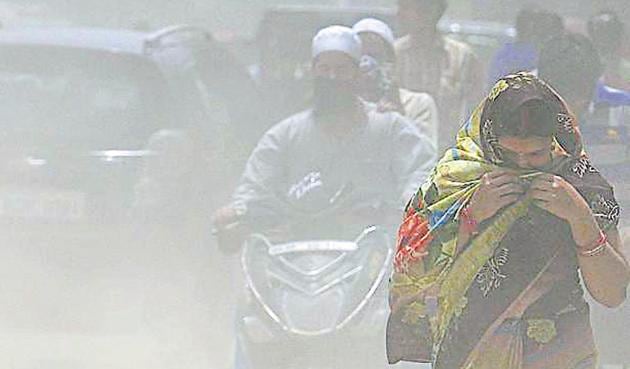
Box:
[0,1,628,369]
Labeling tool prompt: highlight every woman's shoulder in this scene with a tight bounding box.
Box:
[559,156,613,188]
[558,156,621,230]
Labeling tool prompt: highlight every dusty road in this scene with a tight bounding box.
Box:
[0,219,626,369]
[0,223,239,369]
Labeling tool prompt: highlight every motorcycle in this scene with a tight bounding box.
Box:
[222,177,396,369]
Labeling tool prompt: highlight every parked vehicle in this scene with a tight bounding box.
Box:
[0,24,261,224]
[0,25,262,353]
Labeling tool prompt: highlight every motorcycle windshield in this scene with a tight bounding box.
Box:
[242,228,392,335]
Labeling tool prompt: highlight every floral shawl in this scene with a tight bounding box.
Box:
[386,73,620,369]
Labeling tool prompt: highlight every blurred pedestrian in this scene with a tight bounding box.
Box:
[353,17,439,152]
[487,8,564,88]
[588,11,630,91]
[538,33,603,118]
[396,0,484,153]
[132,129,200,222]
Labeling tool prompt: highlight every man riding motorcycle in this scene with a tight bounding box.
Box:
[213,25,436,247]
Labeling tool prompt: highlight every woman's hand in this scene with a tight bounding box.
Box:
[468,170,526,223]
[528,174,603,248]
[527,175,629,307]
[528,174,592,223]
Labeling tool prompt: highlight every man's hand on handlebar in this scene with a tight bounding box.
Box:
[212,205,248,254]
[212,206,240,231]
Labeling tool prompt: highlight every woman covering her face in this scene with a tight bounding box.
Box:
[386,73,629,369]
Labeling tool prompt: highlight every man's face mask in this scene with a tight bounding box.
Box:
[358,55,395,103]
[313,76,359,117]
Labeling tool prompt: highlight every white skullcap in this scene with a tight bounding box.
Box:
[312,25,363,63]
[352,18,396,50]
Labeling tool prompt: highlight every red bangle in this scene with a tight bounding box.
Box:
[577,230,608,257]
[460,204,479,236]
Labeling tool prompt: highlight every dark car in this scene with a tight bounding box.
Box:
[0,25,262,224]
[0,25,265,360]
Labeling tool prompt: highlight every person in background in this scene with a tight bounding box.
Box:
[487,9,538,86]
[538,29,630,369]
[132,129,201,222]
[396,0,483,153]
[194,37,267,157]
[536,11,565,46]
[538,33,603,119]
[353,17,439,153]
[387,73,629,369]
[249,15,312,126]
[588,11,630,91]
[212,26,436,248]
[538,32,630,133]
[488,8,564,88]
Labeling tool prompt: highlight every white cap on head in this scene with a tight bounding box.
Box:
[312,25,363,63]
[352,18,396,50]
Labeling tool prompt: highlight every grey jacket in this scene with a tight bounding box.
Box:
[231,105,436,230]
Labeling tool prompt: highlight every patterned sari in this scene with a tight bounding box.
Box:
[386,73,620,369]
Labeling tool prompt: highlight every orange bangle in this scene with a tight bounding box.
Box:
[460,204,479,236]
[577,230,608,257]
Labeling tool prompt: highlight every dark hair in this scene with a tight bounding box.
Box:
[588,11,625,56]
[433,0,448,17]
[538,33,603,103]
[515,9,537,42]
[531,11,564,48]
[494,99,558,138]
[409,0,448,18]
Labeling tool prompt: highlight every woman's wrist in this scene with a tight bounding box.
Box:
[576,230,609,257]
[568,206,600,243]
[570,215,607,257]
[460,203,480,236]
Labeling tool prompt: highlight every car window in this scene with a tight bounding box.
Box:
[0,46,170,148]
